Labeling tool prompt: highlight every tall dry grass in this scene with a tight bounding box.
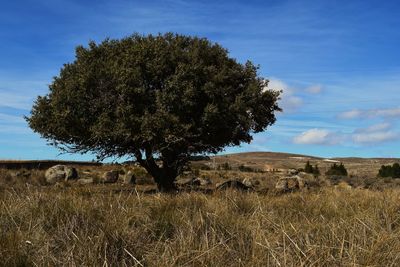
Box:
[1,181,399,266]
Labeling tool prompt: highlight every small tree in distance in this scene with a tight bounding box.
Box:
[26,33,281,191]
[303,161,320,177]
[326,163,348,176]
[378,163,400,178]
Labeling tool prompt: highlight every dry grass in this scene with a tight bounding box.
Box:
[1,173,399,266]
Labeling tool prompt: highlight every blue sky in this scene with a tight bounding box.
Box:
[1,0,400,160]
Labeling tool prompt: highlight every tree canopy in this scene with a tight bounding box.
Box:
[27,33,281,191]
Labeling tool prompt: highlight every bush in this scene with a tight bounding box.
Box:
[378,163,400,178]
[325,163,348,176]
[303,161,320,176]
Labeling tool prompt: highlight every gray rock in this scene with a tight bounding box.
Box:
[102,170,119,183]
[123,170,136,185]
[275,176,306,193]
[287,169,299,175]
[193,177,212,186]
[45,165,78,184]
[242,177,257,188]
[216,180,251,191]
[175,177,194,187]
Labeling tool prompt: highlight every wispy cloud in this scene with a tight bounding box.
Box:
[293,128,342,145]
[0,91,33,110]
[339,107,400,120]
[352,123,399,144]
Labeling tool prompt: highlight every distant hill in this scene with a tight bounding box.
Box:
[0,160,102,170]
[199,151,400,176]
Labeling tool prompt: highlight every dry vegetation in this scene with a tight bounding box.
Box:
[1,162,400,267]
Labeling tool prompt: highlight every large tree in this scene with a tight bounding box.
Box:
[27,33,281,191]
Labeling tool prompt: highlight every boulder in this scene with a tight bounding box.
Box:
[102,170,119,183]
[175,177,211,187]
[242,177,259,188]
[45,165,78,184]
[193,177,212,186]
[216,180,251,191]
[287,169,299,175]
[275,176,306,193]
[175,177,195,187]
[275,178,289,191]
[123,170,136,185]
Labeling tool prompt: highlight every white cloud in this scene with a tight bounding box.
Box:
[338,109,362,119]
[267,79,303,112]
[371,108,400,118]
[352,123,399,144]
[293,128,341,145]
[353,131,398,144]
[339,107,400,120]
[305,85,322,94]
[359,122,391,133]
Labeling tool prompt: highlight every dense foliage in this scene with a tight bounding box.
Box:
[378,163,400,178]
[325,163,348,176]
[26,33,281,190]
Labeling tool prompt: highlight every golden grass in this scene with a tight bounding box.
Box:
[1,179,399,266]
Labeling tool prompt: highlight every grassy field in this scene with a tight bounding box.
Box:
[1,166,400,266]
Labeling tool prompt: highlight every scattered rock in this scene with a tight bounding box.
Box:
[275,178,289,192]
[193,177,212,186]
[102,170,119,183]
[242,177,260,188]
[175,177,211,187]
[45,165,78,184]
[275,176,307,193]
[175,177,194,187]
[287,169,299,175]
[216,180,251,191]
[78,178,94,185]
[123,170,136,185]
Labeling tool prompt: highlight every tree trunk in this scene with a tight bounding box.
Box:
[154,173,177,192]
[135,149,179,192]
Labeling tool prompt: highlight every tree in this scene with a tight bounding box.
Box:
[304,161,314,173]
[26,33,281,191]
[325,163,348,176]
[378,163,400,178]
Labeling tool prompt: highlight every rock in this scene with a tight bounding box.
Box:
[287,169,299,175]
[216,180,251,191]
[45,165,78,184]
[175,177,195,187]
[175,177,211,187]
[242,177,259,188]
[275,176,306,193]
[296,176,307,189]
[123,171,136,185]
[275,178,289,191]
[78,178,94,185]
[102,170,119,183]
[193,177,212,186]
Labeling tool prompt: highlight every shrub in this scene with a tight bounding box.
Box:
[378,163,400,178]
[325,163,348,176]
[303,161,320,176]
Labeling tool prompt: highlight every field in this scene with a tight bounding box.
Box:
[1,152,400,266]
